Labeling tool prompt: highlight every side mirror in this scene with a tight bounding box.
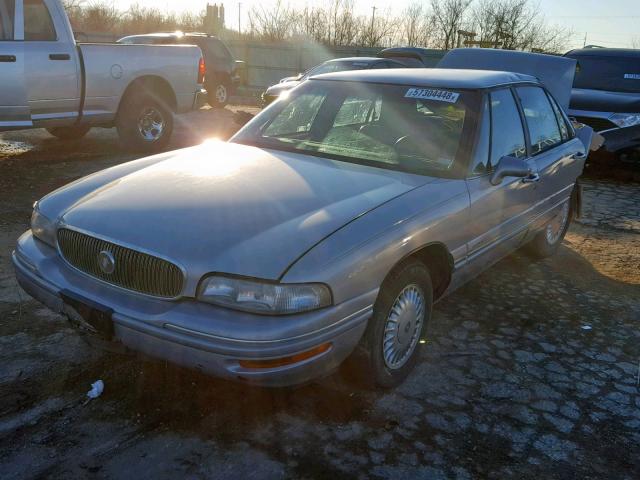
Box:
[490,156,531,186]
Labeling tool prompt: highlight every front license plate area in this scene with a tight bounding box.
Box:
[60,289,114,339]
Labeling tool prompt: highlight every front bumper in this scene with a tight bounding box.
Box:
[13,231,373,387]
[569,109,640,152]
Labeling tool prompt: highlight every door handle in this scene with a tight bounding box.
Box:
[522,173,540,183]
[0,55,16,62]
[571,151,587,160]
[49,53,70,60]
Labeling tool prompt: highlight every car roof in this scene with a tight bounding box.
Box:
[310,68,537,89]
[565,48,640,58]
[324,57,382,63]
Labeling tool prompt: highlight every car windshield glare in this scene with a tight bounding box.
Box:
[233,81,473,176]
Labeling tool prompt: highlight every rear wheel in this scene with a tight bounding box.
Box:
[207,77,230,108]
[363,259,432,388]
[116,91,173,153]
[46,125,91,140]
[525,197,572,258]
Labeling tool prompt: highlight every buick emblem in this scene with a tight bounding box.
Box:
[97,250,116,274]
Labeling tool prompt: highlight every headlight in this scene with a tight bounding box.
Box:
[31,206,57,247]
[609,113,640,128]
[198,275,332,314]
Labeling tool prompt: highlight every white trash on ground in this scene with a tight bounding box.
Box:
[86,380,104,400]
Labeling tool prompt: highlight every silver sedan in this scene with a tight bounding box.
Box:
[14,67,591,387]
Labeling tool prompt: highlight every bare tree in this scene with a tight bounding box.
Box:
[358,7,397,47]
[248,0,297,42]
[400,3,437,47]
[469,0,571,52]
[431,0,472,49]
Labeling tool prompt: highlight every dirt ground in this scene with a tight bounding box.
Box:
[0,110,638,479]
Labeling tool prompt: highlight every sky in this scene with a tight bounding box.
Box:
[112,0,640,50]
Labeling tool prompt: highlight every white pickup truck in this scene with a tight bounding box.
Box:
[0,0,206,151]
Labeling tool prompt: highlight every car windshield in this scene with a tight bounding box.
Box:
[232,80,475,177]
[568,54,640,93]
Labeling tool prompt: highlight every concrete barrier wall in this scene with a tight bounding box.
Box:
[224,41,384,89]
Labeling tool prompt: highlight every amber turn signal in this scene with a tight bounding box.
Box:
[238,343,331,369]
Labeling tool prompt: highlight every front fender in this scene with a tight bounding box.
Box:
[282,179,469,305]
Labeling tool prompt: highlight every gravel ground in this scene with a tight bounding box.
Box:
[0,112,638,479]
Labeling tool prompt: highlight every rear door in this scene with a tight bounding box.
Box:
[23,0,81,123]
[514,86,584,228]
[0,0,30,128]
[462,88,538,277]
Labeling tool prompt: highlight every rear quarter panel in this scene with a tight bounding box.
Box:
[79,44,202,120]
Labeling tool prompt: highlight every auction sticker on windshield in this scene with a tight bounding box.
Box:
[405,88,460,103]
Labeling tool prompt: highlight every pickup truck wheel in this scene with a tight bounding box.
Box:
[525,197,572,258]
[207,78,230,108]
[116,94,173,152]
[363,259,433,388]
[46,125,91,140]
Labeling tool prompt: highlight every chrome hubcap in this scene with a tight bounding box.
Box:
[215,84,228,103]
[382,284,425,370]
[137,107,164,142]
[546,200,570,244]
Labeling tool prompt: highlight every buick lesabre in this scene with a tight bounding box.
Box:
[14,58,593,387]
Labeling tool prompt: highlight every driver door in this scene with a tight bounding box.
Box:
[460,88,539,283]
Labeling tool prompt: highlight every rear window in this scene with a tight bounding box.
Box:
[569,54,640,93]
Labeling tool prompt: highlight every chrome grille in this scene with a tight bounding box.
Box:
[57,228,184,298]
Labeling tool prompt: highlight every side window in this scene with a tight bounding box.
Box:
[209,39,231,60]
[24,0,56,41]
[516,86,562,155]
[470,95,491,175]
[489,88,526,168]
[0,0,14,40]
[546,91,572,141]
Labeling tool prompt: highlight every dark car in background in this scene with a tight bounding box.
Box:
[118,32,242,108]
[261,57,405,106]
[565,48,640,158]
[378,47,446,68]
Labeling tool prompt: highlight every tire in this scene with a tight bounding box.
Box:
[46,125,91,140]
[116,91,174,153]
[362,259,433,388]
[525,196,573,259]
[207,77,230,108]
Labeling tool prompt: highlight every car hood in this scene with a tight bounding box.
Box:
[59,141,430,288]
[569,88,640,113]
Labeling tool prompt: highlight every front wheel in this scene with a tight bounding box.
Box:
[116,93,174,153]
[525,197,572,258]
[363,259,433,388]
[46,125,91,140]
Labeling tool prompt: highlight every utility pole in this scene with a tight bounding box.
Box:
[371,6,376,33]
[583,32,587,47]
[238,2,241,35]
